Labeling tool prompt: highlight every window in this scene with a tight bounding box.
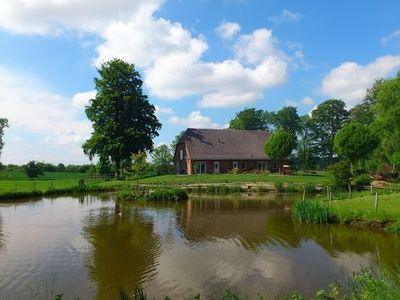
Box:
[257,161,267,172]
[233,161,238,169]
[179,149,183,160]
[193,162,206,174]
[240,161,246,170]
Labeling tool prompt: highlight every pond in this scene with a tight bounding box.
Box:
[0,193,399,299]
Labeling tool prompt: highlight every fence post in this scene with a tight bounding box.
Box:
[370,183,373,195]
[327,186,329,201]
[374,192,379,213]
[302,188,306,201]
[329,192,332,210]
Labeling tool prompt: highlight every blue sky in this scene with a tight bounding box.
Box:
[0,0,399,164]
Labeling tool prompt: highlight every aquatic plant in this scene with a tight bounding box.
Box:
[146,187,188,201]
[292,200,331,224]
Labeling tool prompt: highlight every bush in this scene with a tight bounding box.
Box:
[328,161,352,191]
[274,181,285,192]
[228,167,240,174]
[117,190,136,201]
[292,200,331,224]
[354,174,372,187]
[304,183,316,193]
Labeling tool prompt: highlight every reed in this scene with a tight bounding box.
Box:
[292,200,331,224]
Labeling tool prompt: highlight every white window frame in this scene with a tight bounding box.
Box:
[213,161,220,174]
[257,161,268,171]
[179,149,183,160]
[193,162,206,174]
[240,161,247,170]
[233,161,238,169]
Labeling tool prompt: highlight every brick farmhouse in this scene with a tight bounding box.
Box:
[173,128,288,175]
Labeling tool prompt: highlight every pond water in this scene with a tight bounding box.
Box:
[0,193,399,299]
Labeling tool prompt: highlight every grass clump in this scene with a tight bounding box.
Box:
[146,187,188,201]
[274,181,285,192]
[292,200,331,224]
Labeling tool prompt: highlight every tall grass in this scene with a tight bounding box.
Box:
[292,200,331,224]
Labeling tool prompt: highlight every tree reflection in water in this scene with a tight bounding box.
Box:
[82,203,162,299]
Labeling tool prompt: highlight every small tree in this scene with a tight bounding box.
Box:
[151,144,173,175]
[264,130,296,173]
[327,161,352,191]
[131,151,148,191]
[24,161,44,179]
[334,122,380,174]
[391,150,400,173]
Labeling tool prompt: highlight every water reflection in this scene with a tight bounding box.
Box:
[82,203,163,299]
[0,194,399,299]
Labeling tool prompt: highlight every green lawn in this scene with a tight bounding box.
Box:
[139,173,328,185]
[0,170,86,180]
[0,179,81,193]
[332,192,400,222]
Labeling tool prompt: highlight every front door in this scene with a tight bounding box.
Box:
[214,161,220,174]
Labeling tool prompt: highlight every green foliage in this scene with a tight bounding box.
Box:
[24,161,44,179]
[309,99,350,163]
[151,144,173,175]
[296,116,317,173]
[292,200,331,224]
[328,161,352,190]
[229,107,271,130]
[354,174,372,187]
[264,130,296,163]
[0,117,9,161]
[334,122,380,164]
[228,167,240,174]
[146,187,188,201]
[388,219,400,234]
[170,130,185,150]
[96,157,113,175]
[271,106,300,136]
[274,181,285,192]
[82,59,161,178]
[203,185,244,194]
[304,183,317,193]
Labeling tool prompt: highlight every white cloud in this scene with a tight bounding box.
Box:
[0,67,92,163]
[268,9,302,24]
[72,90,96,107]
[381,29,400,47]
[168,111,221,129]
[215,21,241,39]
[302,96,314,106]
[320,55,400,107]
[155,105,174,116]
[0,0,163,35]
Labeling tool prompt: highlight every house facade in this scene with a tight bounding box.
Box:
[173,128,287,175]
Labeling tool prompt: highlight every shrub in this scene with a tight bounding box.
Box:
[292,200,331,224]
[354,174,372,187]
[285,182,301,192]
[328,161,352,191]
[228,167,240,174]
[274,181,285,192]
[117,190,136,201]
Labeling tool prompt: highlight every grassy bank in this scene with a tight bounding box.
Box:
[138,173,327,185]
[292,192,400,233]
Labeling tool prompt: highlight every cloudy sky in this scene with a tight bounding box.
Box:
[1,0,399,164]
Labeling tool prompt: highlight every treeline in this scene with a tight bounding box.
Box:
[0,162,93,174]
[228,71,400,179]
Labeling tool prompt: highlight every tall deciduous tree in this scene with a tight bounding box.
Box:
[296,116,317,173]
[151,144,173,175]
[229,108,271,131]
[334,122,380,173]
[310,99,350,165]
[82,59,161,178]
[272,106,300,136]
[264,130,296,173]
[170,130,185,151]
[0,118,9,161]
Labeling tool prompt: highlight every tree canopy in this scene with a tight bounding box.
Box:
[272,106,300,136]
[334,122,380,172]
[309,99,350,163]
[24,161,44,179]
[151,144,173,175]
[0,118,9,161]
[264,130,296,172]
[229,108,271,130]
[82,59,161,178]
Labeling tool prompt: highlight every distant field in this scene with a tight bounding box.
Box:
[139,173,328,185]
[0,170,86,180]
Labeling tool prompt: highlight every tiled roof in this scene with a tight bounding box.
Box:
[179,128,271,160]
